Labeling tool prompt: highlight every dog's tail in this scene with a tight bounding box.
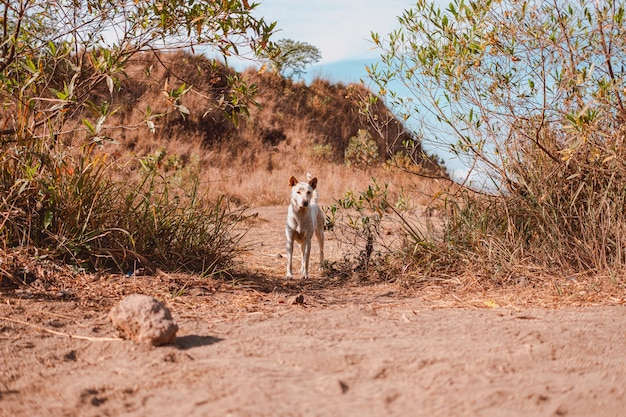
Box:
[306,172,320,204]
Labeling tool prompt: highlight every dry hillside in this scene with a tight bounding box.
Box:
[87,51,443,204]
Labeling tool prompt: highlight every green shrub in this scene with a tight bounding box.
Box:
[310,143,335,162]
[344,129,380,169]
[324,179,394,280]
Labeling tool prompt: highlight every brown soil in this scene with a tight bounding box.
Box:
[1,206,625,417]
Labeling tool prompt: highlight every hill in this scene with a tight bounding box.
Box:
[93,52,443,204]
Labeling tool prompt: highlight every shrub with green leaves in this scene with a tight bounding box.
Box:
[325,180,394,280]
[344,129,380,169]
[369,0,626,278]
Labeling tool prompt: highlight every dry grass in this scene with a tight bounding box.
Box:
[198,159,442,207]
[4,231,625,310]
[93,51,443,208]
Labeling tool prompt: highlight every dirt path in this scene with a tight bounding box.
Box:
[1,206,625,417]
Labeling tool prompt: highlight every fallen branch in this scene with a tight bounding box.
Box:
[0,316,122,342]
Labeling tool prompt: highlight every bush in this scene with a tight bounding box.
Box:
[370,0,626,279]
[310,143,335,163]
[0,143,244,275]
[324,180,397,281]
[344,129,380,169]
[384,151,423,174]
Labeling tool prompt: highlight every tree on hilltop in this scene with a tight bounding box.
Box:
[266,38,322,79]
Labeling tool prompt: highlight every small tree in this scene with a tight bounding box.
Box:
[368,0,626,275]
[267,38,322,79]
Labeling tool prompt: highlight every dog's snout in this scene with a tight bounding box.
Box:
[302,201,309,207]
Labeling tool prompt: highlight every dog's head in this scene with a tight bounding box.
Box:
[289,176,317,209]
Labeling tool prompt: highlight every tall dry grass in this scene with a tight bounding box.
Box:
[0,139,244,276]
[395,126,626,285]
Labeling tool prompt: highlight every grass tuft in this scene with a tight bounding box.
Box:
[0,141,244,276]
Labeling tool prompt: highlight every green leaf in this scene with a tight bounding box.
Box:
[43,211,53,230]
[82,119,95,134]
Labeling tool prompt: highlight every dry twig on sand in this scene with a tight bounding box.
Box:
[0,316,122,342]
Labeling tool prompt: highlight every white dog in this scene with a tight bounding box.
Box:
[285,175,324,278]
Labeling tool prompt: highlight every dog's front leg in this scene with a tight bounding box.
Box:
[286,233,295,278]
[301,238,311,279]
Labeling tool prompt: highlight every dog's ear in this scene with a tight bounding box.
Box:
[289,176,298,187]
[309,177,317,189]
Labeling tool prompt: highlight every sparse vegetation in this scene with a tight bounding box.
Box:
[368,0,626,281]
[325,181,389,277]
[344,129,380,169]
[0,0,276,275]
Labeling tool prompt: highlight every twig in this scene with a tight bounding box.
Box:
[37,311,90,328]
[0,316,122,342]
[447,290,465,304]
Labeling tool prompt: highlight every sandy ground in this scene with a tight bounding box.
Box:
[1,206,626,417]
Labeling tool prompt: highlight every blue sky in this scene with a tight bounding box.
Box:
[255,0,412,65]
[248,0,470,181]
[239,1,417,85]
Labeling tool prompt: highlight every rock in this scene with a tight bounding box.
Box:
[108,294,178,346]
[339,380,349,394]
[287,294,305,305]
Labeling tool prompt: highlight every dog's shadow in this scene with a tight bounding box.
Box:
[174,334,223,350]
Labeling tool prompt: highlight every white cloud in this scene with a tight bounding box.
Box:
[255,0,411,63]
